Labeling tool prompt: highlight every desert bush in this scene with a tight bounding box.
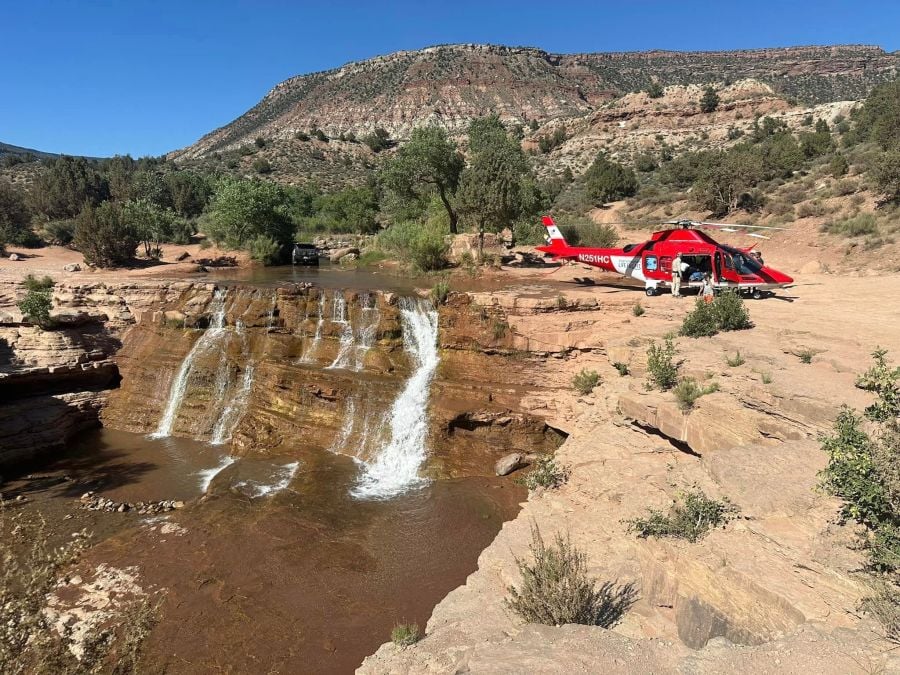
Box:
[573,369,600,395]
[506,527,633,627]
[820,350,900,576]
[829,153,850,178]
[74,202,139,267]
[796,200,829,218]
[252,158,272,174]
[378,221,449,272]
[797,348,815,364]
[247,234,281,265]
[646,81,664,98]
[429,279,450,306]
[713,290,752,331]
[512,218,545,246]
[613,362,630,376]
[390,623,420,647]
[632,301,645,317]
[761,372,773,384]
[861,580,900,642]
[725,351,745,367]
[626,489,738,542]
[673,378,719,410]
[647,336,679,390]
[821,213,878,237]
[520,456,570,491]
[38,219,76,246]
[873,150,900,202]
[556,220,618,248]
[583,153,638,205]
[832,178,858,196]
[680,298,719,337]
[17,277,54,328]
[699,86,719,113]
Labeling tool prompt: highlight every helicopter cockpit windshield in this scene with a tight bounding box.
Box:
[722,246,763,275]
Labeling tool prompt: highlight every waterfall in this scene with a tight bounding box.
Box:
[299,293,326,363]
[152,289,228,438]
[327,292,354,369]
[352,297,439,499]
[353,294,380,371]
[210,363,255,445]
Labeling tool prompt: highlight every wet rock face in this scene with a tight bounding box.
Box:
[101,284,555,472]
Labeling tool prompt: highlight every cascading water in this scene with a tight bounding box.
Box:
[327,293,353,370]
[152,289,228,438]
[299,293,326,363]
[352,297,439,499]
[353,294,380,371]
[210,363,255,445]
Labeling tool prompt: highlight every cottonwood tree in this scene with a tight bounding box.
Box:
[457,116,534,257]
[380,126,464,233]
[123,198,175,257]
[205,177,291,249]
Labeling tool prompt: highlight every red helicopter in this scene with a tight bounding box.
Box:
[535,216,794,298]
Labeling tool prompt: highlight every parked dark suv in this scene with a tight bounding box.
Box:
[292,243,319,266]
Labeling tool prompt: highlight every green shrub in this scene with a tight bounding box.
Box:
[821,213,878,237]
[647,336,679,390]
[679,299,719,337]
[855,348,900,422]
[583,153,638,205]
[761,372,773,384]
[820,350,900,577]
[681,291,752,337]
[556,220,618,248]
[512,218,545,246]
[74,202,139,267]
[725,351,745,367]
[506,527,633,627]
[520,456,570,491]
[646,81,664,98]
[573,369,600,395]
[626,489,738,542]
[430,279,450,306]
[673,378,719,410]
[252,158,272,174]
[613,362,630,377]
[247,234,281,265]
[829,153,850,178]
[295,131,310,141]
[491,318,508,340]
[699,86,719,113]
[390,623,420,647]
[632,302,645,317]
[18,288,53,327]
[38,219,76,246]
[713,291,752,331]
[23,274,54,292]
[797,349,815,364]
[378,221,449,272]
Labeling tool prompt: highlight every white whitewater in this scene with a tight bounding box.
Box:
[197,455,236,492]
[210,363,255,445]
[299,293,326,363]
[327,292,353,369]
[235,461,300,499]
[152,289,228,438]
[353,294,380,371]
[352,297,439,499]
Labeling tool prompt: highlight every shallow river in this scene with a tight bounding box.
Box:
[47,427,524,673]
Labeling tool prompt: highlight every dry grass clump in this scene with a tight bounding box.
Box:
[506,527,635,627]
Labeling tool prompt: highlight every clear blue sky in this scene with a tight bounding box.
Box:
[3,0,897,157]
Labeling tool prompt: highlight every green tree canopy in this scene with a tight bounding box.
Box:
[74,202,139,267]
[122,198,175,257]
[457,116,536,251]
[380,126,464,233]
[700,86,720,113]
[0,183,33,251]
[205,177,292,249]
[583,153,638,205]
[29,155,108,220]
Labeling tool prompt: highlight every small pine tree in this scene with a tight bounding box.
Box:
[700,86,720,114]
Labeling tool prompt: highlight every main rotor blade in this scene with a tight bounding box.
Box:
[695,221,789,231]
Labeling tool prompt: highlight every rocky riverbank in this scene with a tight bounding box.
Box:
[359,273,900,673]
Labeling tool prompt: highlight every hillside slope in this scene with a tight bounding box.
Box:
[172,43,898,160]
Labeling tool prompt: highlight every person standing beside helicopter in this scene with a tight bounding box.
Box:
[672,253,686,297]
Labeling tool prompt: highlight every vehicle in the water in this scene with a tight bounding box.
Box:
[536,216,794,298]
[292,243,320,266]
